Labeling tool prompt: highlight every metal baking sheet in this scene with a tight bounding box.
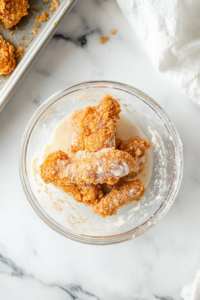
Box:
[0,0,78,112]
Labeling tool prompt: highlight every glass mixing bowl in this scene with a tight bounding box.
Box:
[19,81,183,245]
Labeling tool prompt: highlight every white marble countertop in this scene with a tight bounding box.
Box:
[1,0,200,299]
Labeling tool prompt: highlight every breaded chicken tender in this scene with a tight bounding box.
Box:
[93,179,145,217]
[40,149,136,186]
[117,136,150,178]
[0,0,29,29]
[106,177,128,189]
[0,35,16,74]
[71,96,121,152]
[40,152,104,206]
[63,183,104,206]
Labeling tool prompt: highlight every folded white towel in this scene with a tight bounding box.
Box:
[181,271,200,300]
[117,0,200,105]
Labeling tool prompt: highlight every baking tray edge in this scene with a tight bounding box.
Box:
[0,0,78,112]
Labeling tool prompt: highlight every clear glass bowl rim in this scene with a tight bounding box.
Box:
[19,80,183,245]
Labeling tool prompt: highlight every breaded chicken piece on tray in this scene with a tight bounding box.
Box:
[71,96,121,153]
[0,35,16,75]
[93,179,145,217]
[0,0,29,29]
[117,136,151,178]
[63,183,104,206]
[40,148,136,186]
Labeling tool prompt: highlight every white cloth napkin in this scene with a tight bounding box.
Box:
[181,271,200,300]
[117,0,200,105]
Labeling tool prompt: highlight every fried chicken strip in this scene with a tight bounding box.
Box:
[63,183,104,206]
[0,0,29,29]
[0,35,16,74]
[93,179,145,217]
[41,152,104,205]
[117,136,151,178]
[40,149,136,186]
[71,96,121,152]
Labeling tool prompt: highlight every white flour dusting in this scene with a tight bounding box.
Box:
[31,107,153,235]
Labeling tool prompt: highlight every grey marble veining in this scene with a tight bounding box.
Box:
[0,252,175,300]
[0,0,200,299]
[0,254,100,299]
